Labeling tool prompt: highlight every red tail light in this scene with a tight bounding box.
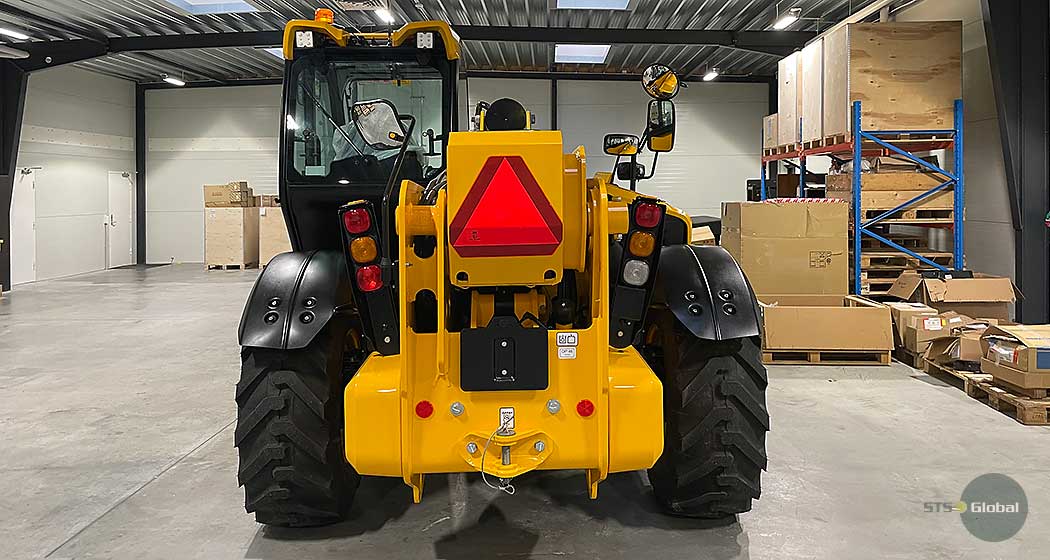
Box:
[356,265,383,292]
[634,202,662,228]
[343,208,371,234]
[576,399,595,417]
[415,400,434,419]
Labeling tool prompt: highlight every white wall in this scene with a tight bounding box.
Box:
[895,0,1014,279]
[146,85,280,263]
[463,78,553,131]
[15,67,136,281]
[559,81,767,217]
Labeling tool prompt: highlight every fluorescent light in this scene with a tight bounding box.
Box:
[338,179,350,185]
[160,0,258,15]
[773,7,801,30]
[374,8,395,24]
[0,27,30,41]
[702,68,719,81]
[163,76,186,86]
[556,0,630,9]
[555,44,611,64]
[264,47,284,59]
[286,115,299,130]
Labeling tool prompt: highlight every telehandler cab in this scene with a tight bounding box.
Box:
[236,10,769,528]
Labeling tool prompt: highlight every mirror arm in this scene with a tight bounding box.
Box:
[629,152,638,192]
[380,114,417,280]
[644,152,659,179]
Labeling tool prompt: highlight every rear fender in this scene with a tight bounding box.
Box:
[654,245,761,341]
[238,250,352,350]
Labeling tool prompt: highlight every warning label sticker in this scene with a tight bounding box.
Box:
[556,332,578,347]
[558,347,577,360]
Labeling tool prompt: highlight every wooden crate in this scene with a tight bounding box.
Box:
[259,207,291,266]
[762,114,778,150]
[205,207,259,269]
[825,172,950,192]
[777,51,802,146]
[800,38,823,144]
[822,22,962,141]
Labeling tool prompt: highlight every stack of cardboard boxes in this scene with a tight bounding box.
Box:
[722,199,893,365]
[203,181,291,269]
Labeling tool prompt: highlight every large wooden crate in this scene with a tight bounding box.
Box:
[776,52,802,147]
[259,207,292,266]
[205,207,259,269]
[825,172,949,192]
[822,21,961,140]
[800,38,823,144]
[762,114,778,149]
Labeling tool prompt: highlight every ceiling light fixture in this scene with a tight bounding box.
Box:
[0,27,31,41]
[702,68,720,81]
[163,75,186,87]
[773,6,802,30]
[375,8,395,24]
[160,0,259,15]
[554,44,611,64]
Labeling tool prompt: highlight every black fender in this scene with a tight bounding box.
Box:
[654,245,761,341]
[238,250,352,350]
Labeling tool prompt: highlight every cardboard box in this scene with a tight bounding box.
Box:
[205,207,259,268]
[981,325,1050,376]
[760,295,893,352]
[888,271,1018,321]
[722,200,848,297]
[204,181,254,207]
[691,226,715,246]
[886,302,937,348]
[925,319,999,366]
[903,311,975,352]
[259,207,292,265]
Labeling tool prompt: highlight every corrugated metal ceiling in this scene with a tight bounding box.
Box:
[0,0,892,83]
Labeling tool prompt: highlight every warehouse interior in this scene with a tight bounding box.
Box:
[1,0,1048,558]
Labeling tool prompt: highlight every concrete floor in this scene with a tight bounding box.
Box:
[2,264,1048,560]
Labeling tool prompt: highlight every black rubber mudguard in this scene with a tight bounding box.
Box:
[238,250,352,350]
[654,245,761,341]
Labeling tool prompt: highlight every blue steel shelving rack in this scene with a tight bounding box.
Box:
[760,99,965,295]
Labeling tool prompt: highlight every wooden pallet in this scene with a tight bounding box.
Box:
[206,263,253,270]
[860,234,929,251]
[858,251,953,268]
[861,208,954,222]
[923,358,991,387]
[893,347,926,369]
[762,349,891,366]
[763,143,799,157]
[966,381,1050,426]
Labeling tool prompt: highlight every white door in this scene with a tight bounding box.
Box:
[10,169,37,286]
[106,171,134,268]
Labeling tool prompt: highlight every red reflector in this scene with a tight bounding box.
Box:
[449,156,563,257]
[356,265,383,292]
[634,202,662,228]
[343,208,371,234]
[415,400,434,418]
[576,399,595,417]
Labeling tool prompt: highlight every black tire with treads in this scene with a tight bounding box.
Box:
[235,330,359,527]
[646,313,769,518]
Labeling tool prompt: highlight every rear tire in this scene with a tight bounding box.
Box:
[235,330,359,527]
[645,312,769,518]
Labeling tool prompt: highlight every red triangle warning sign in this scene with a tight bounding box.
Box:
[450,156,563,257]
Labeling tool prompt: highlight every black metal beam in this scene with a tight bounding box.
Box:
[135,85,146,265]
[139,78,283,89]
[461,70,771,83]
[0,61,29,290]
[108,31,282,52]
[453,26,814,57]
[983,0,1049,323]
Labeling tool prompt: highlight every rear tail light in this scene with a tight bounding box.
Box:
[576,399,595,417]
[343,208,371,234]
[622,259,650,286]
[628,231,655,257]
[350,236,378,263]
[634,202,662,228]
[356,265,383,292]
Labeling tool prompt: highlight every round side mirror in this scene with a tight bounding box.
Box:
[642,64,680,100]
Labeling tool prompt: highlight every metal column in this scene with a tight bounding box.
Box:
[983,0,1050,323]
[851,101,863,295]
[0,61,29,290]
